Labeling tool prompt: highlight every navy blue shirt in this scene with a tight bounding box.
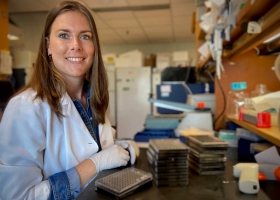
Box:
[72,83,102,152]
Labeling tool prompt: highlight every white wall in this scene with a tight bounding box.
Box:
[10,13,48,53]
[10,13,196,66]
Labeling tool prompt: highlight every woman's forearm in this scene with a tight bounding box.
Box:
[75,159,97,187]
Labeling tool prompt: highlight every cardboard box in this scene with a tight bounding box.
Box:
[156,53,171,72]
[115,50,144,67]
[144,54,156,67]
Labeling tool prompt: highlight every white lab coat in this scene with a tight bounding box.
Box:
[0,89,115,200]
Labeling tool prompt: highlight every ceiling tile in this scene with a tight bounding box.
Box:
[171,2,195,17]
[38,0,61,10]
[174,37,187,42]
[133,9,170,18]
[94,18,110,28]
[150,38,174,43]
[174,32,191,38]
[124,35,148,40]
[148,31,173,37]
[83,0,128,8]
[97,11,134,19]
[97,28,116,36]
[174,26,191,33]
[124,37,150,44]
[172,16,192,25]
[119,34,148,42]
[126,0,169,6]
[8,0,48,13]
[144,26,172,34]
[175,36,195,42]
[105,18,140,28]
[8,0,197,45]
[170,0,194,4]
[115,28,146,36]
[99,34,124,43]
[91,12,101,19]
[100,38,126,45]
[138,17,171,27]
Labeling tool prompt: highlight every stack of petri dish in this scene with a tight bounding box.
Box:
[147,138,190,186]
[187,135,229,175]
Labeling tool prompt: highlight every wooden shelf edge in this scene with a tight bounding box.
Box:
[223,0,278,46]
[195,22,206,41]
[198,54,211,68]
[227,117,280,147]
[223,1,280,58]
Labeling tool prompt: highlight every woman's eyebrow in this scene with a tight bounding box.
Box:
[56,29,70,32]
[80,30,92,34]
[56,29,92,33]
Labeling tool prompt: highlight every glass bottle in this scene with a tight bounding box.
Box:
[251,84,271,97]
[226,82,249,118]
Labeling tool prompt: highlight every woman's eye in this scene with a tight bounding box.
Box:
[59,34,68,39]
[81,35,91,40]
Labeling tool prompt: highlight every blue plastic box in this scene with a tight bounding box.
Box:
[134,129,175,142]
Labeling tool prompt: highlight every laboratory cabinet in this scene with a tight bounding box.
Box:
[106,67,116,126]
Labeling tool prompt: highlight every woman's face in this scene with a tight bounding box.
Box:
[47,11,94,82]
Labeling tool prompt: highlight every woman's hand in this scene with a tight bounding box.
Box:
[88,144,130,173]
[115,140,140,165]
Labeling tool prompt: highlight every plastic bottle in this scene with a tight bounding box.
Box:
[244,84,271,109]
[226,82,249,118]
[250,84,271,97]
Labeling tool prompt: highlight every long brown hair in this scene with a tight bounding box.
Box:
[22,0,109,124]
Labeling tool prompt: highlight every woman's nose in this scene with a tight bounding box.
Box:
[71,37,82,50]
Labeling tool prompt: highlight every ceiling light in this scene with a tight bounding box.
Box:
[263,32,280,44]
[7,34,19,40]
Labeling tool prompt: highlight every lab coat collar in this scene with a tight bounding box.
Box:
[59,91,113,149]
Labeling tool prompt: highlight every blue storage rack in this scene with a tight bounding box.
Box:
[134,129,175,142]
[144,114,180,130]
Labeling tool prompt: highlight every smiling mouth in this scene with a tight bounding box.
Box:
[66,57,84,62]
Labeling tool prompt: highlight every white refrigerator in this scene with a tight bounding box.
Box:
[106,66,116,126]
[116,67,151,139]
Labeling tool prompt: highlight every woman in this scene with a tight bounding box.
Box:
[0,1,138,199]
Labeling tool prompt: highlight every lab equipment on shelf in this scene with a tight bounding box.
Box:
[251,84,271,97]
[226,82,249,118]
[239,108,271,128]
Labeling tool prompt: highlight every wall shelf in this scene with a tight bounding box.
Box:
[198,53,211,68]
[223,1,280,58]
[223,0,278,46]
[196,22,206,41]
[227,117,280,147]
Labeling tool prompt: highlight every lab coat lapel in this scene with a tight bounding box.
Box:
[58,93,99,163]
[99,116,115,149]
[60,93,93,140]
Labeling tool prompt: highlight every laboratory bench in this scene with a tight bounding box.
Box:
[76,148,280,200]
